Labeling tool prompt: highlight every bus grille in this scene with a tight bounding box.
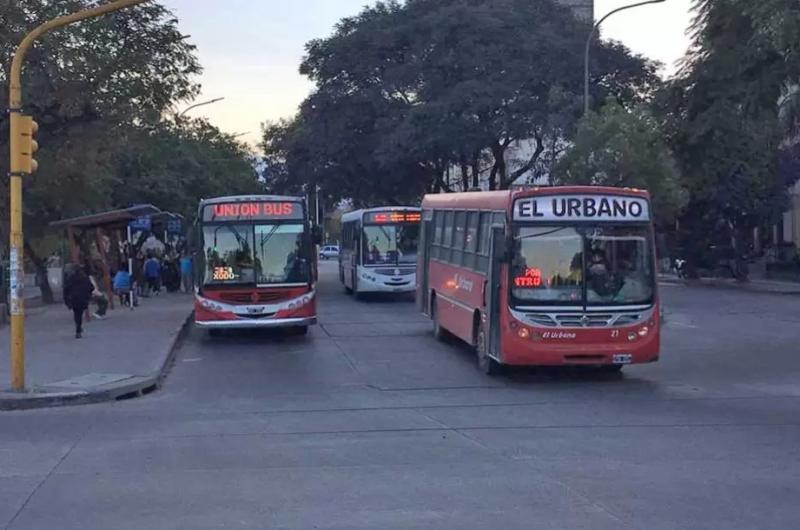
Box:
[523,313,643,328]
[374,268,415,276]
[218,292,289,304]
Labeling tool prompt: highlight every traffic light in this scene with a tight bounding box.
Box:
[19,115,39,174]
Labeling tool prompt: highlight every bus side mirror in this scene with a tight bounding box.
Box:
[312,225,323,245]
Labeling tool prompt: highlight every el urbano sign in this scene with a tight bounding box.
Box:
[514,194,650,222]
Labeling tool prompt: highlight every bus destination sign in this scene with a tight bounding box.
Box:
[203,201,304,222]
[365,211,422,224]
[514,194,650,223]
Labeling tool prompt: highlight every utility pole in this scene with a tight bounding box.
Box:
[584,0,666,116]
[7,0,150,392]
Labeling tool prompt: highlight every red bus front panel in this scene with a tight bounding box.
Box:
[195,286,317,329]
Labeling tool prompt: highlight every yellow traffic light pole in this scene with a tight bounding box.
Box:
[8,0,150,392]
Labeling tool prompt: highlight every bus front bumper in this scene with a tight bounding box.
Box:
[195,317,317,329]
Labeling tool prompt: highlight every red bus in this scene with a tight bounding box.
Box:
[194,195,319,335]
[417,186,659,374]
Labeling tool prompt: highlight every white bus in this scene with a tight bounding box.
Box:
[340,207,421,296]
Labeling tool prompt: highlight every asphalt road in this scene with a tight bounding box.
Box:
[2,261,800,530]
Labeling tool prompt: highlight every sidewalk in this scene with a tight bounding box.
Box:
[0,292,193,410]
[659,273,800,295]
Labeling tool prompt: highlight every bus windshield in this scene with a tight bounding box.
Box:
[203,225,256,285]
[362,223,420,266]
[511,225,654,307]
[254,224,308,284]
[203,223,309,286]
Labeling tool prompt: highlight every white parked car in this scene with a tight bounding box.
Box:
[319,245,340,260]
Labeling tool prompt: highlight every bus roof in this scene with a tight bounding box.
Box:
[341,206,420,223]
[199,195,304,207]
[421,186,650,211]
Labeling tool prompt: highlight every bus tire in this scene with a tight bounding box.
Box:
[208,329,222,338]
[431,296,449,341]
[476,327,502,376]
[289,325,309,336]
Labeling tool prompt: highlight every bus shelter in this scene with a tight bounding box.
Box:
[50,205,183,309]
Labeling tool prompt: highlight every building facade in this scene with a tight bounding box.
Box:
[557,0,594,21]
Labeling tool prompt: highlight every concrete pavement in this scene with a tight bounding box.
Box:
[0,292,192,409]
[1,262,800,529]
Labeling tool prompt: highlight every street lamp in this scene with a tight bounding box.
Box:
[177,97,225,118]
[584,0,667,116]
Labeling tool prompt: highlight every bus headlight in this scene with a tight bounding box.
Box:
[201,299,223,312]
[638,326,649,337]
[627,332,637,341]
[518,327,530,339]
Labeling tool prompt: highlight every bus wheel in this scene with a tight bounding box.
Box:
[288,325,308,336]
[476,328,502,376]
[208,329,223,338]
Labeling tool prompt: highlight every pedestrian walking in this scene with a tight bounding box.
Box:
[179,253,193,293]
[144,254,161,296]
[63,266,93,338]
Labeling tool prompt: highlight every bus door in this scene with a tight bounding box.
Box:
[486,225,505,360]
[419,210,433,313]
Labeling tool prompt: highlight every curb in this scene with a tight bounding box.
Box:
[0,311,194,411]
[659,276,800,295]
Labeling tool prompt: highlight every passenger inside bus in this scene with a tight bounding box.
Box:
[283,239,308,283]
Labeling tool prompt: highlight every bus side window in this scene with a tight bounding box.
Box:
[443,211,455,263]
[465,211,480,270]
[476,212,491,272]
[453,211,467,265]
[432,210,443,260]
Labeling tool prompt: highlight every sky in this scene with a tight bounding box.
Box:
[160,0,694,146]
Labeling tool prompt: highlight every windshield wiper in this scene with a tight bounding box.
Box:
[259,225,280,250]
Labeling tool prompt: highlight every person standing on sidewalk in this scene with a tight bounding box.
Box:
[179,253,193,293]
[63,266,93,338]
[143,253,161,296]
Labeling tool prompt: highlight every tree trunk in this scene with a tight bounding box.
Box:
[24,241,54,304]
[732,224,751,282]
[491,142,509,189]
[460,157,470,191]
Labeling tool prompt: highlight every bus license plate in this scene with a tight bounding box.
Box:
[612,354,633,365]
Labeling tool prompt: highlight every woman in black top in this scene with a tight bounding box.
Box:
[64,266,94,338]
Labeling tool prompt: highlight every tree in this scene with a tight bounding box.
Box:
[112,119,263,220]
[557,100,686,224]
[266,0,659,204]
[0,0,201,301]
[664,0,799,278]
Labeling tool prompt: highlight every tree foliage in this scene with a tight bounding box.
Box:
[264,0,659,205]
[0,1,262,301]
[663,0,800,269]
[1,1,201,236]
[557,100,686,223]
